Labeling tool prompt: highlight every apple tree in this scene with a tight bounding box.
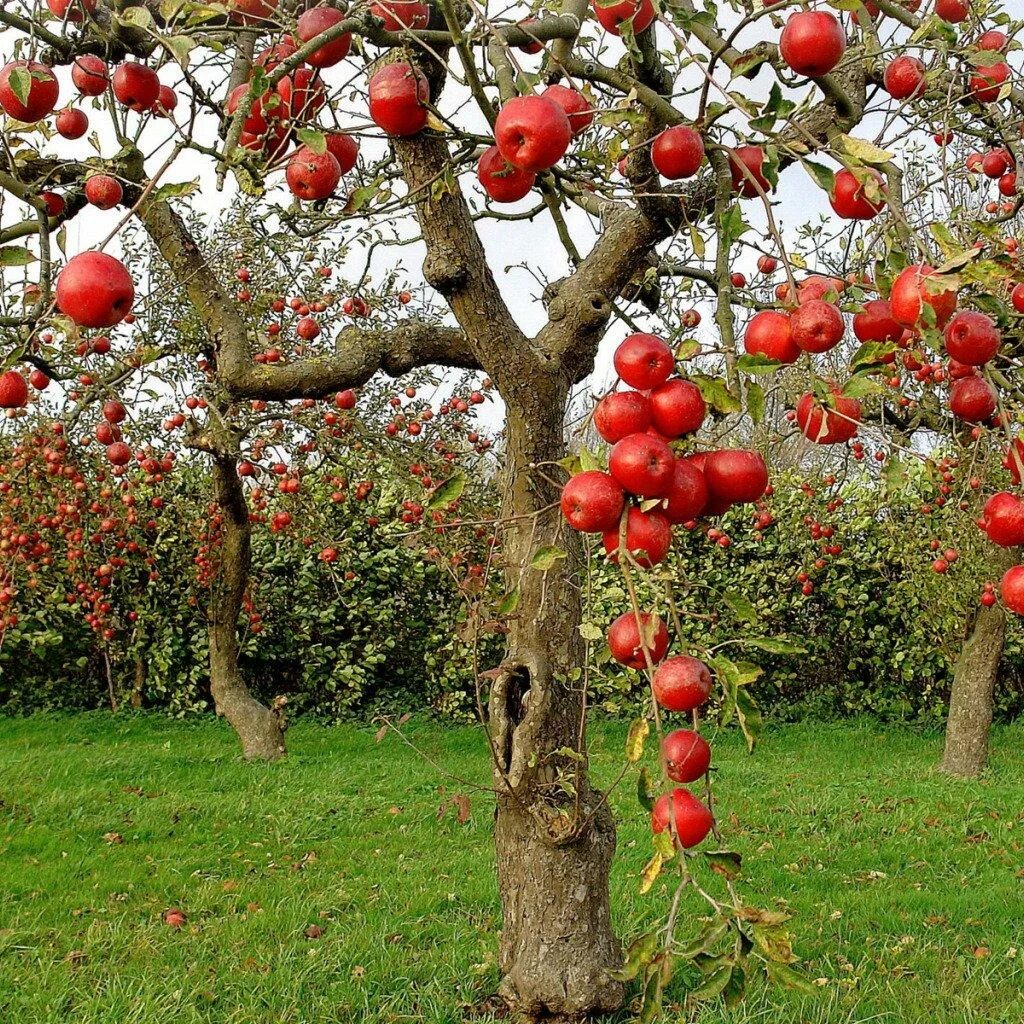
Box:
[0,0,1022,1016]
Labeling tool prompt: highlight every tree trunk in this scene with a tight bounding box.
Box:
[209,455,285,761]
[939,547,1013,778]
[488,378,624,1017]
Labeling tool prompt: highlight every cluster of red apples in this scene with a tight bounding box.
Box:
[560,333,770,848]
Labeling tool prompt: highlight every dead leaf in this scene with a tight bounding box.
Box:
[304,925,324,939]
[453,794,471,825]
[102,832,123,845]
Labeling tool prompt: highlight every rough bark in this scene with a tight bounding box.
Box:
[209,455,286,761]
[940,546,1014,778]
[488,377,623,1017]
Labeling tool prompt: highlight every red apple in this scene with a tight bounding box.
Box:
[85,175,123,210]
[603,507,672,566]
[0,371,28,409]
[72,55,108,96]
[107,441,132,466]
[608,433,674,497]
[560,470,625,532]
[703,449,768,505]
[883,55,926,99]
[542,84,593,136]
[982,492,1024,547]
[949,375,996,422]
[744,310,799,363]
[591,0,655,35]
[935,0,969,21]
[477,145,536,203]
[594,390,651,443]
[56,252,135,329]
[944,310,999,366]
[154,85,178,117]
[662,729,711,783]
[296,7,352,68]
[0,61,59,122]
[112,62,160,112]
[853,298,902,343]
[495,95,572,173]
[649,379,705,437]
[47,0,98,21]
[368,63,429,136]
[796,389,860,444]
[370,0,430,31]
[790,299,844,353]
[1011,282,1024,313]
[651,788,713,848]
[55,106,88,139]
[613,333,674,389]
[889,264,958,327]
[325,133,359,174]
[607,611,668,669]
[830,167,886,220]
[275,67,326,120]
[286,146,342,201]
[970,62,1010,103]
[729,145,772,198]
[662,457,708,523]
[227,0,279,24]
[1002,565,1024,614]
[651,125,705,180]
[652,655,712,712]
[779,11,845,78]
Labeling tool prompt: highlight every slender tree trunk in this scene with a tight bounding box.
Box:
[209,455,285,761]
[489,378,623,1017]
[940,546,1013,778]
[130,657,145,709]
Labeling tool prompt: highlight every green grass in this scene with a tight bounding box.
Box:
[0,713,1022,1023]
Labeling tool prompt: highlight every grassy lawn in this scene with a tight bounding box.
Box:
[0,713,1022,1023]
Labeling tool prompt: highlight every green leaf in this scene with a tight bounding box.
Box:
[626,717,649,762]
[841,373,883,399]
[0,246,35,267]
[636,765,656,811]
[723,591,757,622]
[723,961,747,1009]
[677,917,730,958]
[735,686,763,752]
[530,545,566,571]
[8,67,31,107]
[704,849,743,880]
[742,637,806,654]
[611,930,660,982]
[839,135,894,165]
[579,621,603,642]
[296,128,327,155]
[765,961,818,995]
[639,850,663,895]
[152,180,200,202]
[638,968,664,1024]
[737,353,783,375]
[688,963,734,1001]
[746,380,765,425]
[165,35,196,68]
[427,472,465,509]
[118,6,156,29]
[803,159,836,196]
[496,589,519,615]
[692,373,742,415]
[577,446,600,472]
[754,923,796,963]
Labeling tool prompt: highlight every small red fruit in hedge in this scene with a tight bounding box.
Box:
[0,370,29,408]
[889,264,958,327]
[944,310,999,366]
[651,788,713,848]
[296,316,321,340]
[662,729,711,783]
[103,399,126,424]
[744,310,799,363]
[560,470,624,533]
[335,389,357,409]
[790,299,844,354]
[830,167,886,220]
[608,433,674,497]
[495,95,572,173]
[613,333,674,389]
[287,147,342,201]
[85,175,123,210]
[1001,565,1024,615]
[607,611,668,669]
[949,375,996,422]
[652,655,712,712]
[542,84,593,136]
[703,450,768,506]
[603,507,672,566]
[56,252,135,329]
[651,125,704,179]
[0,61,59,122]
[106,441,132,467]
[779,11,845,78]
[594,390,651,443]
[649,379,705,437]
[477,145,536,203]
[883,55,926,100]
[368,63,429,136]
[662,458,708,523]
[296,6,352,68]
